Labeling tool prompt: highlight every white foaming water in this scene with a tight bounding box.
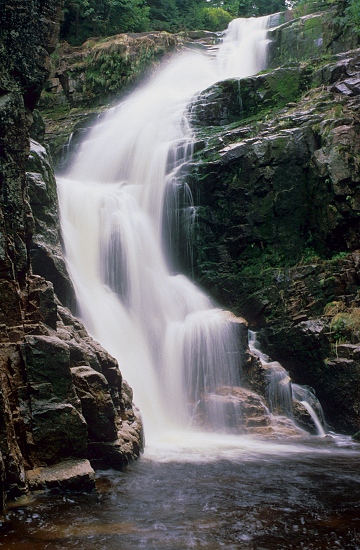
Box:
[57,16,311,458]
[217,16,270,79]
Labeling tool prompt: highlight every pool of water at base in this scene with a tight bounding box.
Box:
[1,435,360,550]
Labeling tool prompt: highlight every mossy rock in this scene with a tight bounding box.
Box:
[192,66,306,128]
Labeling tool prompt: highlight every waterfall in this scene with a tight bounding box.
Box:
[57,16,271,440]
[217,16,270,79]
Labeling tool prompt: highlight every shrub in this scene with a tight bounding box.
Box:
[201,7,233,31]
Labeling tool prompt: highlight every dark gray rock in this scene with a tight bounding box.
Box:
[88,406,143,470]
[0,0,143,512]
[191,67,305,127]
[71,366,118,442]
[0,452,5,512]
[21,335,78,406]
[30,402,88,464]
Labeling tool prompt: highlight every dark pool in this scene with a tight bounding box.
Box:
[1,434,360,549]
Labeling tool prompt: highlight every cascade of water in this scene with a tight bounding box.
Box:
[249,331,293,415]
[57,16,271,440]
[292,384,327,436]
[249,332,327,435]
[217,16,270,79]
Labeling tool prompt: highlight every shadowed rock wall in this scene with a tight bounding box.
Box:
[0,0,143,511]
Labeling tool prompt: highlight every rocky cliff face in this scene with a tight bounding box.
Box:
[184,12,360,434]
[0,0,143,512]
[40,31,186,166]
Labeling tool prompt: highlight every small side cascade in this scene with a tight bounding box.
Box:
[249,331,292,415]
[292,384,327,437]
[249,331,327,436]
[59,132,74,172]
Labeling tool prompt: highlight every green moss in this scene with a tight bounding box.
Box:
[330,309,360,342]
[270,71,302,104]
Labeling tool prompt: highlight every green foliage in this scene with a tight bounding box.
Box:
[147,0,180,30]
[175,0,208,29]
[206,0,239,16]
[237,0,287,17]
[61,0,298,44]
[61,0,150,45]
[344,0,360,33]
[297,247,321,265]
[82,38,168,100]
[330,308,360,342]
[201,7,233,31]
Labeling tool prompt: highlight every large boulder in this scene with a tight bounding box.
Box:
[192,67,306,127]
[71,365,118,442]
[267,9,359,68]
[30,402,88,464]
[21,335,79,406]
[197,385,305,438]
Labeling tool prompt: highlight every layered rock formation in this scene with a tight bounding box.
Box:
[41,31,185,166]
[0,0,143,512]
[184,11,360,434]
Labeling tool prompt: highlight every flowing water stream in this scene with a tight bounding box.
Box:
[57,15,271,440]
[2,16,360,549]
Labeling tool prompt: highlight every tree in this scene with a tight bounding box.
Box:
[344,0,360,33]
[205,0,239,15]
[107,0,150,34]
[175,0,207,29]
[61,0,150,45]
[207,0,288,17]
[237,0,288,16]
[202,7,233,30]
[147,0,180,31]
